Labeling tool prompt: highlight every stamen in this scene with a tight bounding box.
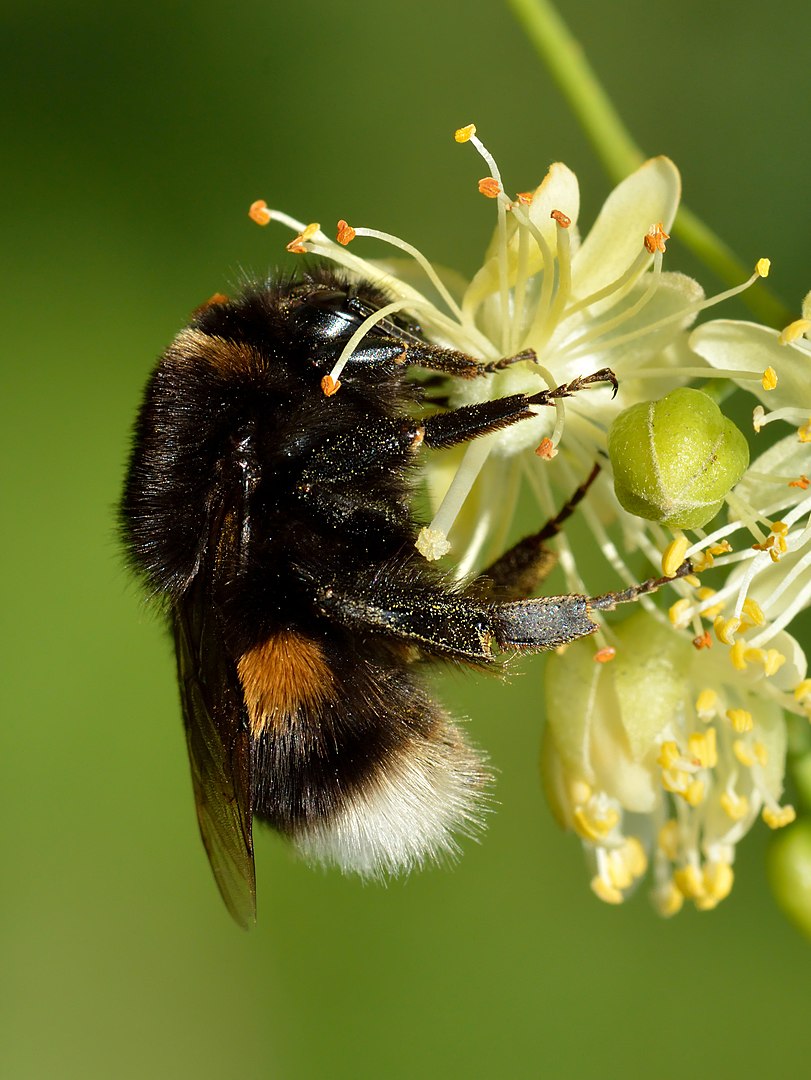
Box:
[344,224,464,321]
[653,880,684,917]
[593,646,616,663]
[726,708,753,733]
[662,535,689,577]
[560,247,650,322]
[286,221,321,254]
[573,803,620,842]
[591,873,624,905]
[454,124,476,143]
[324,299,416,391]
[695,689,719,719]
[762,805,797,829]
[541,211,574,350]
[714,616,741,645]
[643,223,669,254]
[509,204,557,350]
[752,406,810,432]
[556,245,665,364]
[564,263,768,365]
[721,790,749,821]
[336,219,356,245]
[762,366,778,391]
[456,126,510,352]
[478,178,501,198]
[417,438,493,560]
[248,199,272,225]
[780,318,811,344]
[533,437,555,460]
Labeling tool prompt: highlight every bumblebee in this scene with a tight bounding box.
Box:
[120,269,680,926]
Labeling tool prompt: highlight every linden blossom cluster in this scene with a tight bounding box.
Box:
[250,125,811,915]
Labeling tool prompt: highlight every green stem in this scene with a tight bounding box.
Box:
[507,0,794,329]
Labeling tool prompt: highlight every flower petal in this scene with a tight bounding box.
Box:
[690,320,811,410]
[572,157,681,302]
[482,161,581,265]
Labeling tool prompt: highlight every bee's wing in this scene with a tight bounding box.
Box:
[173,575,256,928]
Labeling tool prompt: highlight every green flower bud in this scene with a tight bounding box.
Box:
[607,387,750,529]
[768,821,811,940]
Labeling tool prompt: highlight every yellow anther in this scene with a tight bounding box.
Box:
[709,541,733,557]
[761,649,787,677]
[572,805,620,842]
[657,741,682,771]
[727,708,753,733]
[756,258,771,277]
[674,864,706,900]
[763,804,797,829]
[662,535,689,577]
[697,587,724,620]
[730,640,748,671]
[590,875,624,905]
[742,598,765,625]
[733,739,755,767]
[779,318,811,344]
[654,881,685,917]
[661,769,688,795]
[658,820,680,862]
[286,222,320,253]
[621,837,648,879]
[454,124,476,143]
[799,420,811,443]
[684,574,702,588]
[695,688,718,720]
[714,615,741,645]
[772,521,789,537]
[688,728,718,769]
[694,894,720,911]
[668,598,692,629]
[691,550,715,573]
[684,778,705,806]
[607,850,634,890]
[753,406,766,433]
[753,741,768,766]
[793,679,811,707]
[567,778,593,806]
[761,367,778,391]
[720,790,750,821]
[704,861,734,902]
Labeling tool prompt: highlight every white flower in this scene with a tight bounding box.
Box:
[690,291,811,441]
[251,126,730,577]
[542,606,799,915]
[250,129,807,916]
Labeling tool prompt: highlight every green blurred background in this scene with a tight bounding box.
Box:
[4,1,811,1077]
